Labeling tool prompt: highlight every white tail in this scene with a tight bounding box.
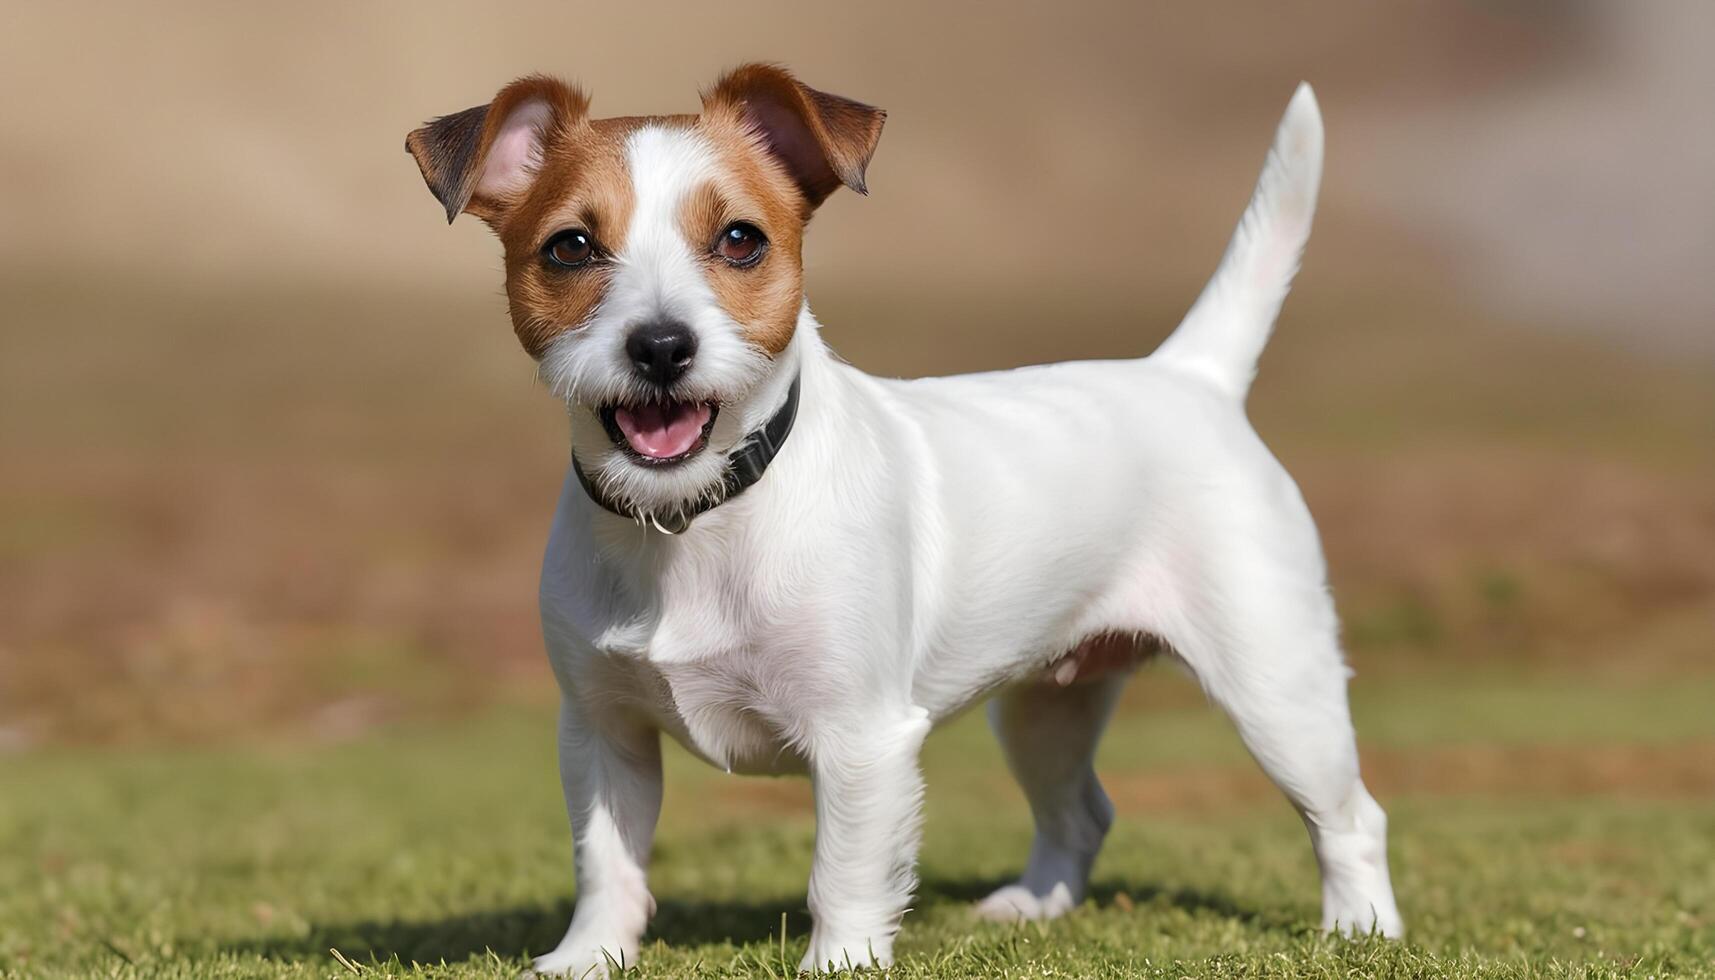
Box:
[1154,83,1324,399]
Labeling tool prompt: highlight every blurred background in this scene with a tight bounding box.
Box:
[2,2,1711,756]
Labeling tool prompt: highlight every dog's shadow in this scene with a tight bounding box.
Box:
[226,893,806,969]
[222,875,1284,969]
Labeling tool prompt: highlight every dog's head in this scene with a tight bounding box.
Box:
[406,65,883,516]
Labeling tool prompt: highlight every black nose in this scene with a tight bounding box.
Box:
[625,320,698,387]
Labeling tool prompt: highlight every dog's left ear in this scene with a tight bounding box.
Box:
[703,64,886,209]
[405,75,590,225]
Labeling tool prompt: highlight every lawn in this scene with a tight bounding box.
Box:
[5,666,1712,979]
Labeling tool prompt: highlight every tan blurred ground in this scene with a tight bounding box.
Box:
[2,2,1711,745]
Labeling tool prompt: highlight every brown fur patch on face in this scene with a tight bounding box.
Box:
[491,105,815,359]
[494,116,675,357]
[685,109,811,355]
[415,68,881,361]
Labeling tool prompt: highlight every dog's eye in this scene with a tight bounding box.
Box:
[544,230,595,268]
[715,222,766,267]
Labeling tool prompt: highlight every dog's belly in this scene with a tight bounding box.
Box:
[1044,631,1160,686]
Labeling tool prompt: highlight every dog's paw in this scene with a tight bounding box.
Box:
[973,882,1077,923]
[526,939,633,978]
[1322,894,1405,940]
[797,932,893,974]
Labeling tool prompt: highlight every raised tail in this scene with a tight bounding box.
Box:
[1153,83,1323,399]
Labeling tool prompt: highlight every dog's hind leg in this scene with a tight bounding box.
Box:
[1170,556,1404,938]
[975,673,1126,922]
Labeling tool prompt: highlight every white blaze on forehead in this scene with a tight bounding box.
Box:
[618,125,720,317]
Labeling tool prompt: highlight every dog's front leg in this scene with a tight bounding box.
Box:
[531,698,662,978]
[800,709,932,973]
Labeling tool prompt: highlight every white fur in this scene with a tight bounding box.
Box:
[527,87,1402,977]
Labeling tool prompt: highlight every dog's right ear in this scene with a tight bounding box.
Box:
[405,76,589,225]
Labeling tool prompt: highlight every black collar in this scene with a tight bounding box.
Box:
[571,374,801,534]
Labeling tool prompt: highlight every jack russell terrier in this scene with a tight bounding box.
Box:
[407,64,1402,975]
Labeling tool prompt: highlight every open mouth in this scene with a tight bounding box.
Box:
[599,400,719,466]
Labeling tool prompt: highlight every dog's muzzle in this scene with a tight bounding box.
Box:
[573,373,801,534]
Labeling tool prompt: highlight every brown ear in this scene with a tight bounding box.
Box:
[405,75,589,224]
[703,64,886,209]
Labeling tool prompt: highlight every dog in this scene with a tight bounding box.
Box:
[406,64,1403,975]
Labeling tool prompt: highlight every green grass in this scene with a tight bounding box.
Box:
[4,668,1713,979]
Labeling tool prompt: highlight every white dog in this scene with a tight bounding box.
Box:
[407,64,1402,975]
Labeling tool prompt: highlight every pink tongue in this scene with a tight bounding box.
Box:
[614,402,713,459]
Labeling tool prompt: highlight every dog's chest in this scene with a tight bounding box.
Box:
[649,655,811,775]
[562,569,820,776]
[547,497,901,773]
